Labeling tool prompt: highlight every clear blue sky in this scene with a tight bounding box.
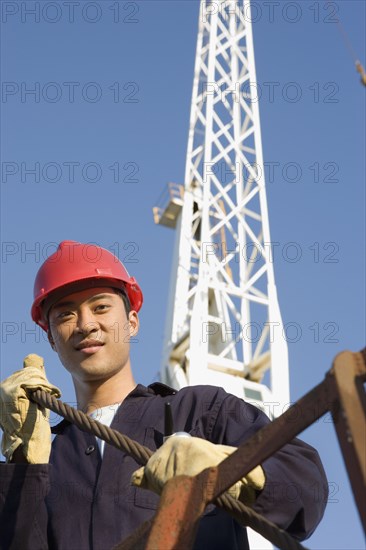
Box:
[1,1,365,548]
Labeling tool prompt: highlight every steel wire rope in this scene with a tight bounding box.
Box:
[31,389,152,465]
[30,388,307,550]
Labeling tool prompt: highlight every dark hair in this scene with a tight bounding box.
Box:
[115,288,131,316]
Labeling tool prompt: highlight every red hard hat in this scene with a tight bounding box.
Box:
[31,240,143,331]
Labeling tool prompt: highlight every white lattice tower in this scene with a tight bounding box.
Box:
[159,0,289,414]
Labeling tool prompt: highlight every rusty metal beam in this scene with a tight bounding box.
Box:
[329,350,366,532]
[117,378,335,550]
[208,376,336,501]
[115,349,366,549]
[145,473,211,549]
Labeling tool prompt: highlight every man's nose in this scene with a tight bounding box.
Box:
[74,308,100,335]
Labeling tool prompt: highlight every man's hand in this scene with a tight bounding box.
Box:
[0,354,61,464]
[131,436,265,506]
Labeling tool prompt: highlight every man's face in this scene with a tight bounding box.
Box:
[47,287,139,383]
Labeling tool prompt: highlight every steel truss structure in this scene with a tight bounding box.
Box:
[158,0,289,414]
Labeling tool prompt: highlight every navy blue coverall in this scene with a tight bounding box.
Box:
[0,383,328,549]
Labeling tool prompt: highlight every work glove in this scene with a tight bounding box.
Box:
[0,354,61,463]
[131,436,265,506]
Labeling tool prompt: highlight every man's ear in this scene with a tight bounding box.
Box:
[128,311,139,337]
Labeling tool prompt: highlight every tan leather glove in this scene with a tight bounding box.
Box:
[0,354,61,463]
[131,436,265,506]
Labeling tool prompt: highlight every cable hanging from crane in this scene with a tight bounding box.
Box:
[335,16,366,87]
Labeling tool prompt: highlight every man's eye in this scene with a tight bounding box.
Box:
[58,311,73,320]
[95,304,109,312]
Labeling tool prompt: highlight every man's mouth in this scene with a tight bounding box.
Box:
[75,340,105,354]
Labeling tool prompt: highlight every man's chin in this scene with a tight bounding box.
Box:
[73,361,121,381]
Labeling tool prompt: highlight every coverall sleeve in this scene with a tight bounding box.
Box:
[211,394,329,540]
[0,463,49,550]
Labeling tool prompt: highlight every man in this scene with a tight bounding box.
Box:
[0,240,328,550]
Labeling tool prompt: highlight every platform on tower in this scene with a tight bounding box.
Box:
[153,182,184,228]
